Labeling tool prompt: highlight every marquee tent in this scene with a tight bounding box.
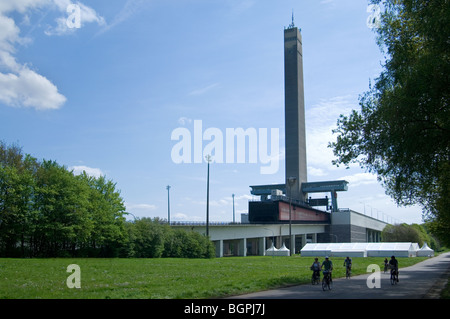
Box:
[416,243,434,257]
[365,242,417,257]
[300,242,419,258]
[265,243,290,256]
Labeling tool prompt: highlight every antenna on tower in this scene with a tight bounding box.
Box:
[288,9,295,29]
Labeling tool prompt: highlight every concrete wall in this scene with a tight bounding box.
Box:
[331,210,388,243]
[172,223,326,257]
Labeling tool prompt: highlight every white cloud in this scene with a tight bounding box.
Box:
[177,117,192,125]
[45,0,105,36]
[188,83,220,96]
[306,95,356,170]
[227,0,257,15]
[126,203,157,211]
[339,172,378,187]
[70,165,104,178]
[95,0,146,36]
[0,67,66,109]
[308,166,327,177]
[0,0,104,110]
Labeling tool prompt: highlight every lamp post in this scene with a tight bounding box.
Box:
[287,176,297,255]
[205,155,211,237]
[166,185,171,224]
[232,194,235,223]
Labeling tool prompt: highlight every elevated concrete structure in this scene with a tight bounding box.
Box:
[172,214,388,257]
[172,223,326,257]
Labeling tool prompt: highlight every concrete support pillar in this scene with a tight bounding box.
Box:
[239,238,247,257]
[301,234,307,249]
[290,235,295,255]
[215,240,223,258]
[259,237,266,256]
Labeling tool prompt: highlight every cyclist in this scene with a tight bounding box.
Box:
[389,255,399,282]
[310,258,321,282]
[322,256,333,282]
[343,256,352,277]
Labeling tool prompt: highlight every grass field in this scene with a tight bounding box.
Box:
[0,256,428,299]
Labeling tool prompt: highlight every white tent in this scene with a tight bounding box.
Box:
[265,243,290,256]
[300,242,419,258]
[365,242,417,257]
[299,243,332,257]
[416,242,434,257]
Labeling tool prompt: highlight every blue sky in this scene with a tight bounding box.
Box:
[0,0,424,224]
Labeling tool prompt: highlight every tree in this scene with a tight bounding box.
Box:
[0,143,38,256]
[0,141,214,258]
[329,0,449,244]
[33,160,93,256]
[76,172,127,257]
[382,224,421,244]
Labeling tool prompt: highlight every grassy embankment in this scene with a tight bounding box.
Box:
[0,256,428,299]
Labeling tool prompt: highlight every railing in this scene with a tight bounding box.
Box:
[169,221,243,226]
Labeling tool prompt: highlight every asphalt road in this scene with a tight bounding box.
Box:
[232,252,450,299]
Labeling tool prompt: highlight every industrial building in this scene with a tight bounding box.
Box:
[173,19,389,257]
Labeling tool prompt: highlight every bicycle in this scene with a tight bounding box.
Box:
[390,268,398,285]
[322,270,332,291]
[311,270,320,285]
[345,265,351,279]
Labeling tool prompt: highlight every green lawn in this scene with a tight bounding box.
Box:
[0,256,428,299]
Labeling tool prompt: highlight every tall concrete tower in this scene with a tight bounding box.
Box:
[284,21,307,201]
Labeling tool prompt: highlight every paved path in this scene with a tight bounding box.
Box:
[232,252,450,299]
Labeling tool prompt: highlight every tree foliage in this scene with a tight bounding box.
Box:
[329,0,449,245]
[0,141,215,258]
[124,218,215,258]
[0,141,127,257]
[381,223,439,250]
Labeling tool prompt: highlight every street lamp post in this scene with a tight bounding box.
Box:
[166,185,171,224]
[287,176,297,256]
[205,155,211,237]
[232,193,235,223]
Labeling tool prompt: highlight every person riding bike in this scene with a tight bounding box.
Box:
[389,255,399,282]
[310,258,321,281]
[343,256,352,276]
[322,256,333,282]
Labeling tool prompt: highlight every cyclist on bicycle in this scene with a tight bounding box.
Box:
[322,256,333,282]
[389,255,399,282]
[310,258,321,281]
[343,256,352,275]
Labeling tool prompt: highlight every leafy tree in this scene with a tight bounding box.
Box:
[0,141,215,258]
[76,172,127,257]
[33,160,93,256]
[329,0,449,244]
[0,143,37,256]
[129,218,165,258]
[381,223,421,244]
